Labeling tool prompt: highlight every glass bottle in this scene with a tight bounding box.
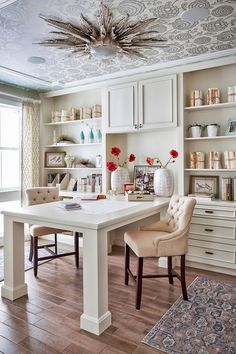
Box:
[80,130,85,144]
[89,128,94,143]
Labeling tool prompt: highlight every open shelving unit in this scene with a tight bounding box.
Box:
[182,64,236,201]
[41,87,105,193]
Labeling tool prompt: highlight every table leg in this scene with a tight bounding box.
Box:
[80,228,111,335]
[1,217,27,300]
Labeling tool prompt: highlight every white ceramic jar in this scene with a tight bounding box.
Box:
[154,168,174,197]
[111,167,130,194]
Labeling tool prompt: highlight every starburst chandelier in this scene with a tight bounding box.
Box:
[38,3,168,59]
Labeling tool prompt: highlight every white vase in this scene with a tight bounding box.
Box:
[190,126,202,138]
[154,168,174,197]
[111,167,129,194]
[207,125,218,137]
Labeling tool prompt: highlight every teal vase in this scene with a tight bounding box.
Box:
[89,129,94,143]
[97,129,102,143]
[80,130,85,144]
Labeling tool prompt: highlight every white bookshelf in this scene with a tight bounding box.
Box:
[184,101,236,111]
[185,169,236,172]
[44,117,102,126]
[44,167,102,171]
[44,143,102,148]
[185,136,236,141]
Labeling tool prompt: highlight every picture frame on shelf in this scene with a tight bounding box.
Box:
[45,151,66,168]
[133,165,159,192]
[225,117,236,136]
[189,175,219,197]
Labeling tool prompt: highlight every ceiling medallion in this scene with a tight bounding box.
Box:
[38,3,168,59]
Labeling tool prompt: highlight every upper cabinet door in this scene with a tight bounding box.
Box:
[105,82,138,133]
[139,74,177,130]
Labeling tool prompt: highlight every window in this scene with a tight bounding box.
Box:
[0,103,21,191]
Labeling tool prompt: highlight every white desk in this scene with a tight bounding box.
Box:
[1,198,168,335]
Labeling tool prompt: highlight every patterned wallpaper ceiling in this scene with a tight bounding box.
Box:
[0,0,236,91]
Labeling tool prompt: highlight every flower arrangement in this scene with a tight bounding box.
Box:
[146,149,178,168]
[107,147,136,172]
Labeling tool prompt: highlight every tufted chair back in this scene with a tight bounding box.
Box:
[26,187,60,206]
[166,195,196,233]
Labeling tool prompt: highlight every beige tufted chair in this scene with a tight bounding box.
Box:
[124,195,196,309]
[26,187,79,277]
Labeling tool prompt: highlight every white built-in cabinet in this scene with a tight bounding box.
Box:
[105,81,138,133]
[105,74,177,133]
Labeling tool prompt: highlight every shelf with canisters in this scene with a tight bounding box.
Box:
[44,143,102,148]
[44,117,102,126]
[184,101,236,111]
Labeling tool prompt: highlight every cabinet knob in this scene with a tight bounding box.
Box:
[204,228,213,232]
[139,123,143,128]
[205,210,214,214]
[134,124,138,129]
[205,251,214,255]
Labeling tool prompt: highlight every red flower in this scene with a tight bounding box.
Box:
[106,161,118,172]
[128,153,135,162]
[111,147,121,157]
[170,149,178,159]
[146,157,154,165]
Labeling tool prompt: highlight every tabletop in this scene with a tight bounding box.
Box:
[1,197,169,230]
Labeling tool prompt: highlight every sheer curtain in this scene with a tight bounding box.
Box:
[21,100,41,206]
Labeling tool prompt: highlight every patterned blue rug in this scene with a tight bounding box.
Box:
[143,277,236,354]
[0,244,63,282]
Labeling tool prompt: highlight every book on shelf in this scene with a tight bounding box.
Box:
[188,193,215,202]
[233,178,236,202]
[222,178,233,201]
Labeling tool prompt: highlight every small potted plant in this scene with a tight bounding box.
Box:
[188,123,203,138]
[204,123,220,137]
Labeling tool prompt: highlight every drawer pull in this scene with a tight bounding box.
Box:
[205,251,214,255]
[205,210,214,214]
[204,228,213,232]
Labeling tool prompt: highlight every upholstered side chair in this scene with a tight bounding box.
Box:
[26,187,79,277]
[124,195,196,309]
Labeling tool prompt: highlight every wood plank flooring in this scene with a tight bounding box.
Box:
[0,246,235,354]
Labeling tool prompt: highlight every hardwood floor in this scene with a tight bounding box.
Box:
[0,246,235,354]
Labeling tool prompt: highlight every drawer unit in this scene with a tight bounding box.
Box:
[190,222,236,240]
[187,203,236,273]
[193,205,236,219]
[187,239,236,266]
[188,244,235,264]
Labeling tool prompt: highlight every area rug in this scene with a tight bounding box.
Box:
[0,245,64,282]
[143,277,236,354]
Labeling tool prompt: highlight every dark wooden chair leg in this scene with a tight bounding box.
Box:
[75,232,79,268]
[167,256,173,284]
[180,255,188,301]
[54,233,58,254]
[29,236,33,261]
[136,257,143,310]
[33,237,38,277]
[125,243,130,285]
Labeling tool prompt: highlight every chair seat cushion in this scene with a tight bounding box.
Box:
[29,225,69,237]
[124,230,169,257]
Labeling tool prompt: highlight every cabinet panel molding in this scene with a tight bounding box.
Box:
[139,74,177,130]
[105,81,138,133]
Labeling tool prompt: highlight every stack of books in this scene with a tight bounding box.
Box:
[188,193,215,202]
[222,177,236,201]
[57,201,81,210]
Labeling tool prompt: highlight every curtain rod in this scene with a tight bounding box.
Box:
[0,90,41,104]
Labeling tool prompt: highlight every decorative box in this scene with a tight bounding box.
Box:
[126,191,155,201]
